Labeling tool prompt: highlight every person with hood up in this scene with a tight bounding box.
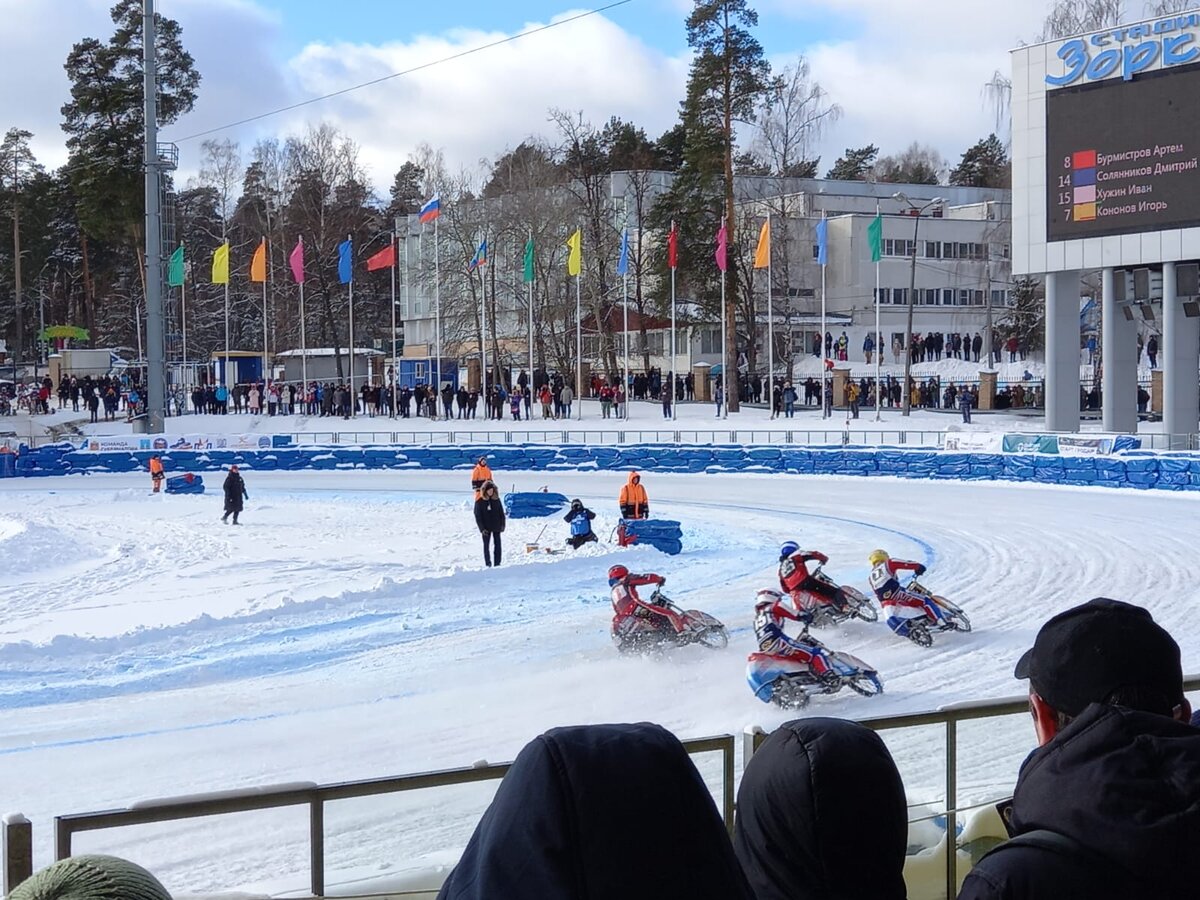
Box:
[618,470,649,519]
[470,455,493,501]
[563,498,597,549]
[734,717,908,900]
[8,854,173,900]
[958,598,1200,900]
[473,480,505,567]
[221,465,248,525]
[436,722,754,900]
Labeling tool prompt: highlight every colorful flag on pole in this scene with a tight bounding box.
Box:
[366,242,396,271]
[419,195,441,224]
[468,239,488,271]
[523,237,535,283]
[616,228,629,276]
[289,238,305,283]
[249,238,267,283]
[753,220,771,269]
[668,221,678,270]
[167,244,185,287]
[338,239,353,284]
[816,217,829,266]
[716,224,728,273]
[868,213,883,264]
[211,242,229,285]
[566,229,582,277]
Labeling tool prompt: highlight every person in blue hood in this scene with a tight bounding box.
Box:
[436,722,753,900]
[960,598,1199,900]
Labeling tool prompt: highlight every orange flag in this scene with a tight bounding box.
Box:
[250,238,267,283]
[753,220,771,269]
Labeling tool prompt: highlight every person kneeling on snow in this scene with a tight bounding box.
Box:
[777,541,846,620]
[608,565,684,637]
[753,591,835,683]
[867,549,937,637]
[564,499,597,549]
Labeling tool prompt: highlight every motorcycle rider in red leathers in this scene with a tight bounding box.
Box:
[609,565,685,639]
[777,541,847,622]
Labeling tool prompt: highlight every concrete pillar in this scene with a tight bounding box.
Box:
[832,367,850,406]
[1045,270,1081,433]
[1151,368,1163,415]
[977,370,997,410]
[692,363,712,401]
[1162,261,1199,448]
[1101,267,1138,433]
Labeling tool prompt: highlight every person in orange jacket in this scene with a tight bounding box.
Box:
[619,470,649,519]
[471,455,494,500]
[149,454,165,493]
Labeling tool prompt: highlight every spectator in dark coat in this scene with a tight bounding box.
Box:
[221,465,248,525]
[436,722,754,900]
[473,480,505,567]
[564,498,597,549]
[959,387,973,423]
[959,598,1199,900]
[734,718,908,900]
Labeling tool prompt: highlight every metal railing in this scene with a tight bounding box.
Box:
[19,734,733,898]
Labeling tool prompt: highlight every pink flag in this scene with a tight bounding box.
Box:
[715,224,728,273]
[289,238,305,284]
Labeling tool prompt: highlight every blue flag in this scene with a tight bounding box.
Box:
[616,228,629,276]
[815,217,828,266]
[338,239,353,284]
[469,239,488,271]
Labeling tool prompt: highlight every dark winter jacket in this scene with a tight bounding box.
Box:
[734,717,908,900]
[222,472,248,512]
[958,703,1200,900]
[436,722,754,900]
[473,495,506,534]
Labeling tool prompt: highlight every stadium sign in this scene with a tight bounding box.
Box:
[1047,13,1200,86]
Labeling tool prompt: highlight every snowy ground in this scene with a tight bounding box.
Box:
[2,468,1199,895]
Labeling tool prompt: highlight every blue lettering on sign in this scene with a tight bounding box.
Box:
[1048,15,1200,85]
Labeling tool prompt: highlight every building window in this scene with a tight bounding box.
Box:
[812,244,820,260]
[883,239,915,258]
[923,240,941,259]
[700,328,721,354]
[943,288,956,306]
[958,289,971,305]
[892,288,907,306]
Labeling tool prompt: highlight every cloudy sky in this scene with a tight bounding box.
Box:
[2,0,1074,194]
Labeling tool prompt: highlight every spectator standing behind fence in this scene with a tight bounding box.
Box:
[473,480,505,567]
[734,718,908,900]
[560,383,574,418]
[960,387,973,424]
[435,723,754,900]
[958,598,1199,900]
[1147,333,1159,368]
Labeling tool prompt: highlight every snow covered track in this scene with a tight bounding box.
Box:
[1,470,1198,894]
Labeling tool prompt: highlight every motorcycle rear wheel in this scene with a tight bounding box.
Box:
[697,626,729,650]
[907,623,934,647]
[771,680,811,709]
[847,673,884,696]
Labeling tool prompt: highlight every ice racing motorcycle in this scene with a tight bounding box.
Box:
[612,589,729,654]
[791,565,879,627]
[897,579,972,648]
[747,645,883,710]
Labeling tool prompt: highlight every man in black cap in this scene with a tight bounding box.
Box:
[959,598,1199,900]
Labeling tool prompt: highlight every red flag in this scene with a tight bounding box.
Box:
[668,221,678,269]
[366,243,396,272]
[716,224,727,273]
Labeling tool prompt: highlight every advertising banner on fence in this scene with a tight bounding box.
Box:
[1056,435,1116,456]
[942,432,1005,452]
[79,434,278,453]
[1002,434,1060,454]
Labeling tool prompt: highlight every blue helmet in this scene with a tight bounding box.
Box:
[779,541,799,561]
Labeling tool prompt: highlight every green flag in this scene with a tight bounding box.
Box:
[522,237,535,283]
[168,244,185,287]
[867,214,883,264]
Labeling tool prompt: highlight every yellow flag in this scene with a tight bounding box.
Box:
[566,228,582,277]
[753,219,771,269]
[211,242,230,285]
[250,238,267,283]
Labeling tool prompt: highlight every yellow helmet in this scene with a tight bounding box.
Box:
[869,549,889,567]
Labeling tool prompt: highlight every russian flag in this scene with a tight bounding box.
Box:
[469,239,488,271]
[419,195,441,224]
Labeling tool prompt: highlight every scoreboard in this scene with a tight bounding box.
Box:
[1046,63,1200,241]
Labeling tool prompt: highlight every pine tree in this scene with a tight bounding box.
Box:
[825,145,879,181]
[949,135,1010,188]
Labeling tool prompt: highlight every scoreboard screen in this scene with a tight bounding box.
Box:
[1046,63,1200,241]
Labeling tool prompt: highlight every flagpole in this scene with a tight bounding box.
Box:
[767,212,774,420]
[874,202,882,421]
[720,267,728,420]
[223,277,229,389]
[670,259,677,422]
[576,269,582,421]
[390,230,397,419]
[479,241,488,416]
[180,268,187,391]
[299,265,307,397]
[821,214,828,420]
[434,215,442,397]
[403,230,409,391]
[623,270,629,421]
[347,233,355,418]
[261,237,269,392]
[527,229,534,396]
